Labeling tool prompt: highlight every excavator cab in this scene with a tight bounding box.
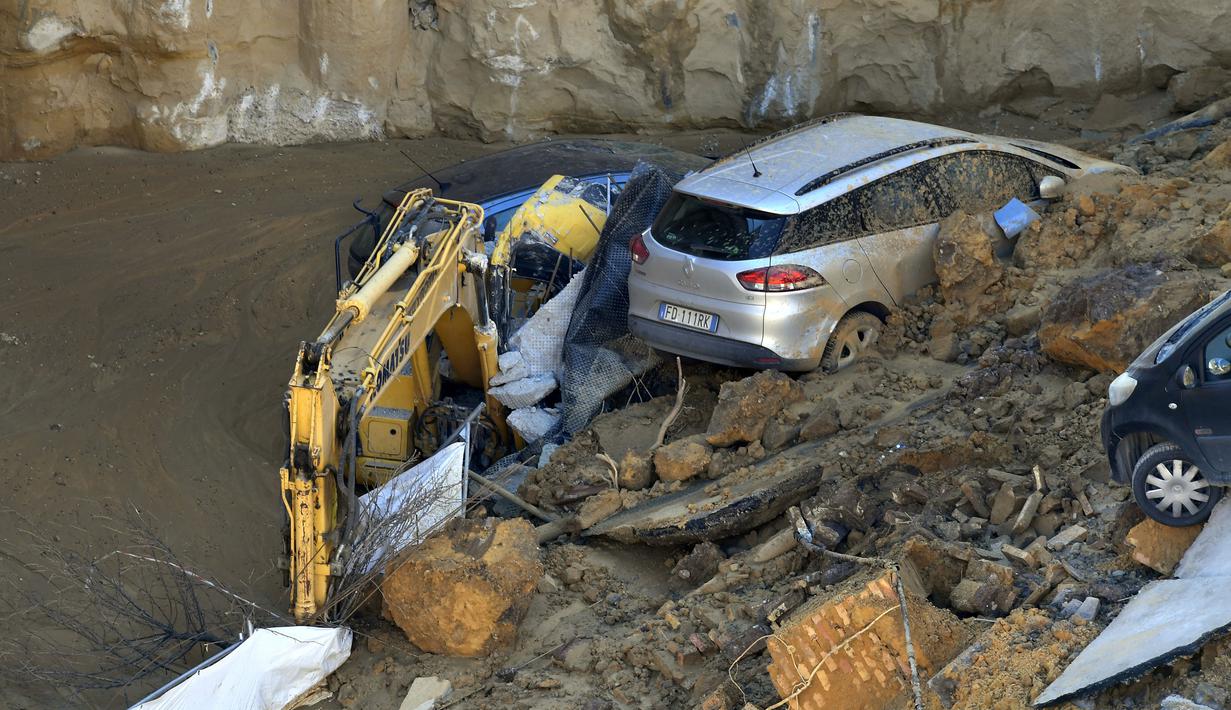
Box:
[489,175,609,338]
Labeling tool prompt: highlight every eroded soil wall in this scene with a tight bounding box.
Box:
[4,0,1231,159]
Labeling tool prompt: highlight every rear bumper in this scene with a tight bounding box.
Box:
[629,315,818,371]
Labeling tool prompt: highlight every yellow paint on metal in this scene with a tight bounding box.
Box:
[281,188,511,622]
[491,175,607,268]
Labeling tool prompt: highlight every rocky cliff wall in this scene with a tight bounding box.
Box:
[3,0,1231,159]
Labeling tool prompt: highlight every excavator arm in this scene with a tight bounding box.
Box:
[280,189,507,622]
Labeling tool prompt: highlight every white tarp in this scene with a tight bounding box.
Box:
[133,626,352,710]
[354,438,468,574]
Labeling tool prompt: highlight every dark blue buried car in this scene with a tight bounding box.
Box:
[336,139,710,282]
[1102,289,1231,526]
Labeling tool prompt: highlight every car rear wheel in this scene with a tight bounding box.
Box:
[820,311,881,373]
[1131,442,1223,526]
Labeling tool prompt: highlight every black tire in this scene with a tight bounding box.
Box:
[820,311,882,373]
[1131,442,1223,527]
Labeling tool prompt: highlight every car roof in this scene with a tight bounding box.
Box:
[674,114,1112,215]
[383,139,710,207]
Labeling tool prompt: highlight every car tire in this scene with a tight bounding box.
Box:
[820,311,882,373]
[1131,442,1223,527]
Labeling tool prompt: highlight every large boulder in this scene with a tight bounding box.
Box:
[1038,264,1210,373]
[1167,67,1231,112]
[1189,218,1231,267]
[705,370,804,447]
[934,211,1007,325]
[383,518,543,657]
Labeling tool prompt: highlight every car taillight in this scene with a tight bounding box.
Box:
[736,265,826,292]
[630,232,650,264]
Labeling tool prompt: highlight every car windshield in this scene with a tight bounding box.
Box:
[1149,289,1231,365]
[651,193,786,260]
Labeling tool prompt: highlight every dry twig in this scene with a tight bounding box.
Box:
[652,357,687,451]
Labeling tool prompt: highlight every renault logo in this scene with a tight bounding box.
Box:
[683,257,695,278]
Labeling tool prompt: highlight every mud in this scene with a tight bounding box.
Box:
[10,108,1231,708]
[0,129,743,708]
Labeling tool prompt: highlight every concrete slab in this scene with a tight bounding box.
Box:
[1175,498,1231,579]
[1034,579,1231,705]
[1035,499,1231,706]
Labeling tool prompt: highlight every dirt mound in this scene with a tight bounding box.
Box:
[934,210,1008,326]
[941,608,1100,710]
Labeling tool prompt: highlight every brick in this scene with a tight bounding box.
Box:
[766,571,970,710]
[1024,536,1054,566]
[961,482,990,518]
[988,482,1021,525]
[1011,491,1044,535]
[1002,544,1037,568]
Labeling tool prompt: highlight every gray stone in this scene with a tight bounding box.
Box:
[400,676,452,710]
[489,373,557,409]
[1073,596,1100,621]
[1160,695,1216,710]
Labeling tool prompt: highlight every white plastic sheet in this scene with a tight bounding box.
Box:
[133,626,352,710]
[355,439,468,574]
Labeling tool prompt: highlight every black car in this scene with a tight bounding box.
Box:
[1102,289,1231,526]
[338,139,710,280]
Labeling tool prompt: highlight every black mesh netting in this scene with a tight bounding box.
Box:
[554,163,680,435]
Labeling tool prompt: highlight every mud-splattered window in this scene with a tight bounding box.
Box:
[775,191,863,254]
[931,151,1061,215]
[855,162,947,234]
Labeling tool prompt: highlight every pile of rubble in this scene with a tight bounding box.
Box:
[326,127,1231,709]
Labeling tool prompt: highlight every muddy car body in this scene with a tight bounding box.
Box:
[1103,290,1231,526]
[627,114,1130,371]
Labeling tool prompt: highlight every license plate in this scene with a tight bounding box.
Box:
[659,303,718,332]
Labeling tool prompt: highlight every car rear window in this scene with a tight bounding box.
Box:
[651,193,785,260]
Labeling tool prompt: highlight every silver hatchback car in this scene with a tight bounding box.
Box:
[627,114,1129,371]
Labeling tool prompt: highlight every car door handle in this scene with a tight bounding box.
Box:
[1196,427,1213,436]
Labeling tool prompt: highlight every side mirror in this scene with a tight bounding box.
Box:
[483,216,497,242]
[1210,358,1231,376]
[1180,364,1197,388]
[1039,175,1066,200]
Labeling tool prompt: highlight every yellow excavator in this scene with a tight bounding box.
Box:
[280,189,508,622]
[279,180,607,622]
